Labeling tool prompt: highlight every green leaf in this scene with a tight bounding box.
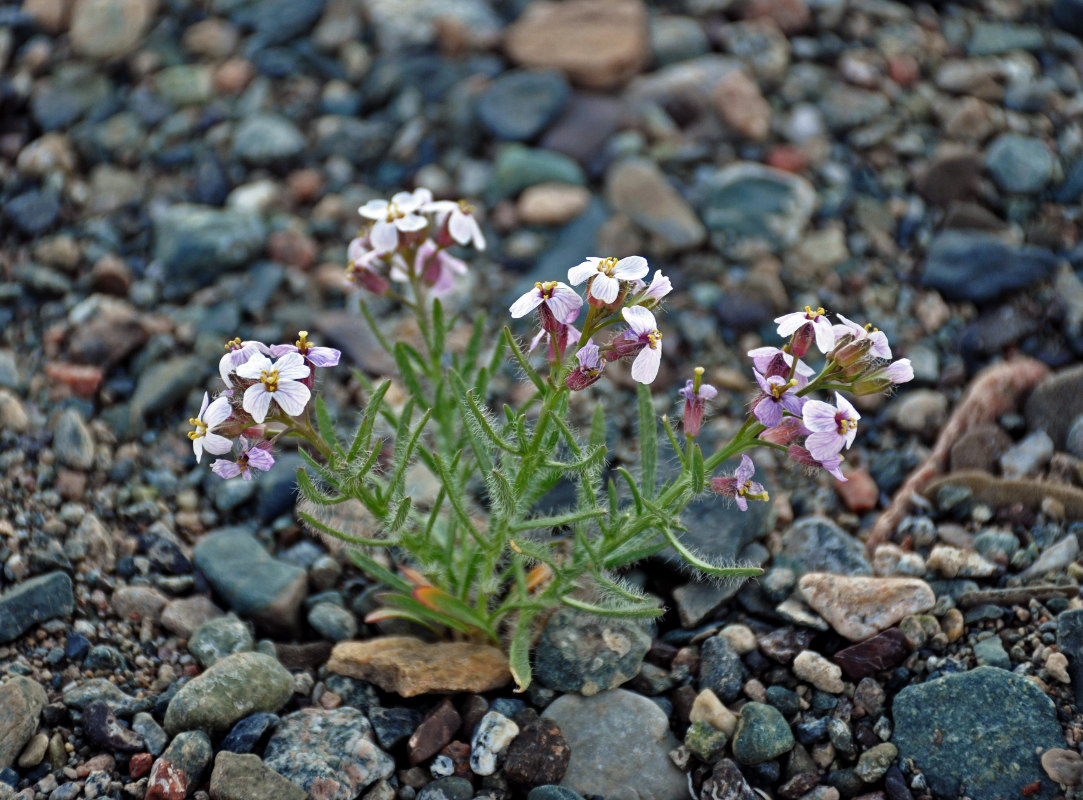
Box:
[662,415,686,469]
[658,524,765,579]
[503,326,545,392]
[508,608,538,692]
[431,297,446,366]
[545,444,607,475]
[462,314,486,378]
[560,594,664,619]
[359,300,395,357]
[393,342,426,402]
[379,592,483,637]
[486,469,519,518]
[602,539,668,568]
[301,510,390,547]
[432,451,487,546]
[344,548,413,592]
[387,497,413,535]
[615,466,644,515]
[387,407,433,499]
[349,379,391,461]
[589,402,606,449]
[690,443,705,494]
[510,507,606,533]
[637,383,657,498]
[413,586,498,642]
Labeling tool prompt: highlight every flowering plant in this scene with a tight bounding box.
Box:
[187,189,912,690]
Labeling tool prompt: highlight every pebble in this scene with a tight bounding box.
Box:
[698,634,747,703]
[306,602,357,642]
[921,231,1058,304]
[605,158,706,252]
[503,718,571,786]
[163,651,293,736]
[407,699,459,765]
[327,637,511,697]
[188,614,254,668]
[517,184,592,227]
[69,0,154,59]
[792,651,845,693]
[731,702,795,765]
[417,777,472,800]
[534,607,651,696]
[973,636,1011,669]
[476,70,570,141]
[219,713,279,755]
[262,708,395,800]
[504,0,650,89]
[145,758,186,800]
[1041,749,1083,787]
[209,751,307,800]
[232,114,306,165]
[132,713,169,756]
[999,430,1054,477]
[83,701,145,752]
[53,408,95,470]
[1046,652,1070,684]
[685,720,728,763]
[776,517,871,576]
[152,208,266,301]
[0,677,47,769]
[799,573,935,641]
[711,69,771,141]
[192,527,308,633]
[855,743,897,783]
[489,145,587,201]
[16,732,48,769]
[700,759,759,800]
[984,134,1055,194]
[889,390,949,437]
[718,624,757,655]
[0,572,74,643]
[542,690,686,800]
[1018,535,1080,582]
[469,711,519,776]
[689,689,738,737]
[926,545,997,578]
[871,544,925,577]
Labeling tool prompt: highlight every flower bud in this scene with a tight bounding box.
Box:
[565,366,604,391]
[831,336,873,368]
[790,321,815,358]
[348,265,390,296]
[759,417,806,445]
[609,330,646,360]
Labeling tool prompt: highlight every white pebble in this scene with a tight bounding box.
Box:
[793,650,846,694]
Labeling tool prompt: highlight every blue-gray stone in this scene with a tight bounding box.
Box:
[973,636,1010,670]
[220,712,280,754]
[129,356,205,428]
[250,0,325,45]
[132,713,169,756]
[418,777,473,800]
[650,16,710,66]
[534,607,651,696]
[972,530,1020,562]
[0,572,74,643]
[921,231,1058,305]
[307,603,357,642]
[5,190,60,236]
[775,516,871,576]
[1058,608,1083,705]
[698,634,747,703]
[153,205,266,301]
[188,614,254,667]
[53,408,95,470]
[527,787,585,800]
[193,528,308,632]
[892,667,1064,800]
[161,730,213,787]
[488,145,586,201]
[233,114,306,165]
[368,706,422,750]
[1057,158,1083,204]
[731,702,795,765]
[84,645,126,672]
[984,134,1055,194]
[477,70,570,141]
[967,23,1045,55]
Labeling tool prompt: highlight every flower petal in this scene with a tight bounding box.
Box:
[395,213,428,232]
[448,211,473,245]
[243,384,273,423]
[547,287,583,324]
[630,344,661,384]
[813,317,836,353]
[590,274,619,304]
[802,399,839,433]
[774,312,807,337]
[358,200,388,220]
[370,220,398,253]
[272,380,311,417]
[246,447,275,472]
[192,435,204,463]
[806,431,844,460]
[621,305,656,335]
[211,459,242,480]
[202,432,233,456]
[612,255,648,280]
[275,352,311,381]
[306,347,341,368]
[204,396,232,427]
[509,289,544,318]
[567,260,598,285]
[754,398,782,428]
[236,354,272,381]
[268,344,297,358]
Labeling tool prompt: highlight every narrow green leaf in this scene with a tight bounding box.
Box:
[387,497,413,534]
[295,467,344,506]
[462,314,486,378]
[560,594,664,619]
[511,507,606,533]
[661,415,686,469]
[637,383,657,498]
[349,379,392,461]
[690,443,705,494]
[432,452,486,545]
[387,407,433,499]
[313,396,340,456]
[508,609,538,692]
[378,593,480,636]
[300,511,389,547]
[486,469,519,517]
[615,466,644,515]
[545,444,607,474]
[503,326,545,392]
[393,342,426,402]
[344,548,413,592]
[413,586,498,642]
[602,539,668,568]
[589,402,606,449]
[359,300,395,357]
[658,524,765,578]
[431,297,446,366]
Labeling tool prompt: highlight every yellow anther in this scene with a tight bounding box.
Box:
[260,368,279,393]
[295,331,309,353]
[224,337,242,351]
[600,256,619,274]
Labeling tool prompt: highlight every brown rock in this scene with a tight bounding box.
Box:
[67,300,149,368]
[0,677,47,769]
[517,183,591,227]
[113,585,168,623]
[408,698,460,765]
[711,69,771,142]
[832,629,911,680]
[23,0,77,33]
[799,573,936,641]
[504,0,649,90]
[44,361,104,397]
[145,758,187,800]
[214,58,255,95]
[503,718,571,785]
[604,157,706,251]
[1042,748,1083,787]
[210,751,308,800]
[834,468,879,513]
[742,0,810,35]
[129,752,154,780]
[916,153,983,208]
[160,596,224,639]
[181,18,238,58]
[327,637,511,697]
[69,0,156,60]
[267,230,317,269]
[90,255,134,296]
[540,94,627,166]
[948,422,1011,472]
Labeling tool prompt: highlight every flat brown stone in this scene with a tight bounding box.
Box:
[327,637,511,697]
[504,0,649,90]
[799,573,935,642]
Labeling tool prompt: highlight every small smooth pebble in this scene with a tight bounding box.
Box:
[793,650,845,694]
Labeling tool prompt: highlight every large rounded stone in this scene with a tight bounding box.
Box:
[70,0,155,60]
[534,607,651,696]
[0,677,47,769]
[164,652,292,736]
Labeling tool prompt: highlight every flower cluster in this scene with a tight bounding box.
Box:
[188,331,341,481]
[346,188,485,298]
[510,255,672,386]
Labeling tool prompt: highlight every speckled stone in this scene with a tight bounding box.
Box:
[799,573,935,641]
[731,702,794,765]
[164,652,292,736]
[534,608,651,696]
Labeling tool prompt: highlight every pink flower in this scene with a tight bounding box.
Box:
[787,444,847,482]
[358,190,430,253]
[567,256,649,305]
[211,440,275,481]
[678,368,717,437]
[269,331,341,369]
[509,281,583,332]
[346,236,391,295]
[747,347,814,383]
[752,371,804,428]
[832,314,891,359]
[423,199,486,251]
[393,239,468,295]
[188,392,233,463]
[630,271,673,309]
[710,454,768,511]
[219,338,270,386]
[617,306,663,384]
[802,392,860,460]
[775,306,835,356]
[235,352,312,423]
[565,340,605,391]
[852,358,914,395]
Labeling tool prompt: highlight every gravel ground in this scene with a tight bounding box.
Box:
[2,0,1083,799]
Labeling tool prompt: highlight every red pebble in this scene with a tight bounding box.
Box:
[765,145,808,173]
[887,55,920,87]
[44,361,104,397]
[129,753,154,780]
[145,758,187,800]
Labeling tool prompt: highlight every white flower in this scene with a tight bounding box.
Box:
[642,271,672,304]
[567,256,649,304]
[509,281,583,324]
[219,338,270,386]
[358,191,429,253]
[188,392,233,463]
[235,352,312,423]
[621,306,663,384]
[832,314,892,359]
[424,199,486,251]
[775,306,835,354]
